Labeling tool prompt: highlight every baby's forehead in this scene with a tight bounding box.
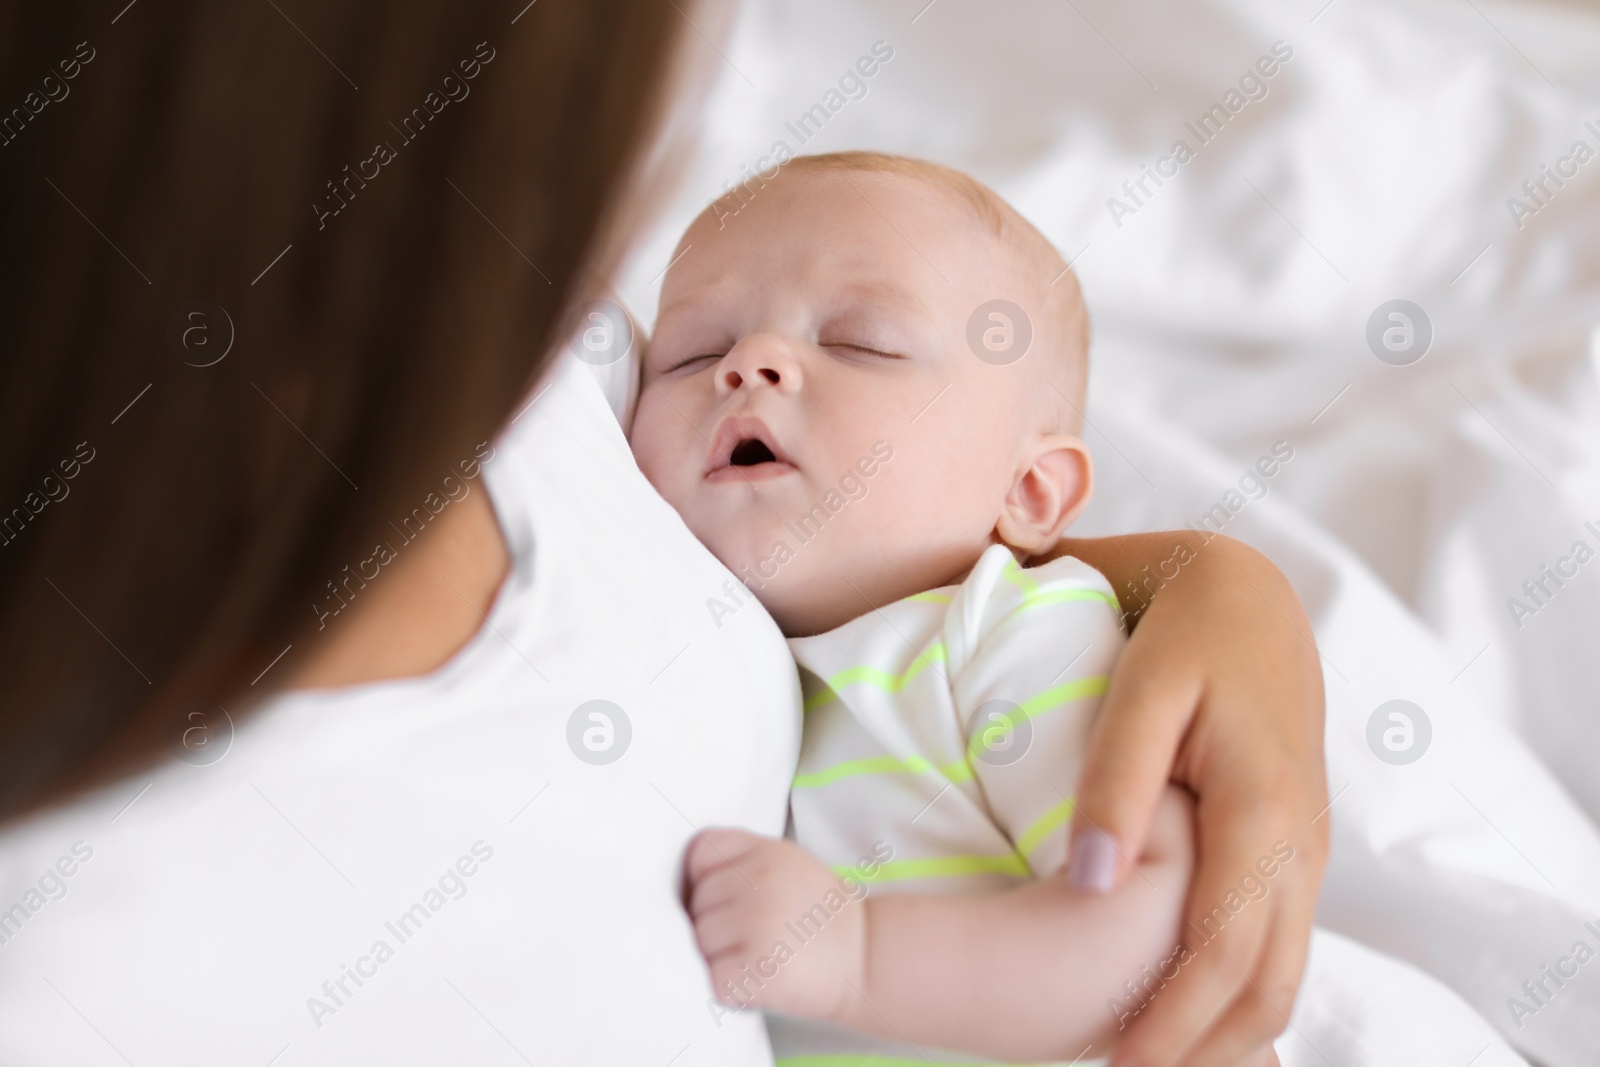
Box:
[679,166,1050,300]
[696,165,995,247]
[669,160,1082,352]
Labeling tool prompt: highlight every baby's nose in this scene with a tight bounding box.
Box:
[721,364,782,390]
[717,336,800,395]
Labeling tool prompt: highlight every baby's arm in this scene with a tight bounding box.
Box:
[685,785,1192,1061]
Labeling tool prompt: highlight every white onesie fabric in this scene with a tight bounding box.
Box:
[766,542,1125,1065]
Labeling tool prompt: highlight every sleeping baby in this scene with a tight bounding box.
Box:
[629,151,1194,1064]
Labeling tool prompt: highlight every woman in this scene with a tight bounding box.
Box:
[0,3,1324,1064]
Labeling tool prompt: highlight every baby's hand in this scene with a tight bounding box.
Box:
[684,828,867,1022]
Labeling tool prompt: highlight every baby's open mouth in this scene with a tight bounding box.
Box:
[706,415,797,483]
[729,438,777,466]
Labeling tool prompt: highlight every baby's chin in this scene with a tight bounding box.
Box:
[692,524,793,594]
[689,529,844,637]
[734,572,849,639]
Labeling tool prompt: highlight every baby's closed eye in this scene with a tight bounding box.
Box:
[661,351,724,374]
[818,339,907,361]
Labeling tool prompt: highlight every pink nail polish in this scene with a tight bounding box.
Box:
[1067,827,1118,893]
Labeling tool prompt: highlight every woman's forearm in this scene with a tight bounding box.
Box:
[1058,530,1322,712]
[1048,529,1328,1066]
[1053,529,1252,625]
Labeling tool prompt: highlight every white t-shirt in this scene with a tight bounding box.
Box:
[0,354,801,1065]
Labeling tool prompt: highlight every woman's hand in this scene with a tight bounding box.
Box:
[1051,532,1328,1067]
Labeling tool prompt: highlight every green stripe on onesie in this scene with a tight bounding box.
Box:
[779,543,1126,1063]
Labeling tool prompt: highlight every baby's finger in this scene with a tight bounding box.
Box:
[1204,1045,1280,1067]
[692,904,754,960]
[684,828,765,884]
[1068,648,1199,892]
[707,952,766,1007]
[688,863,755,918]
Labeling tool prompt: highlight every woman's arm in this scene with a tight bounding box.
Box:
[1049,531,1328,1067]
[291,487,509,690]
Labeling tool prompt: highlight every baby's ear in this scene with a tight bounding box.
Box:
[995,435,1093,557]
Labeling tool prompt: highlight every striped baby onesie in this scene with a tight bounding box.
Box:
[768,542,1126,1067]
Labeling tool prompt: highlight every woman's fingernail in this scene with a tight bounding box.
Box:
[1067,827,1119,893]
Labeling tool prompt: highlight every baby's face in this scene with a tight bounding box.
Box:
[631,169,1079,636]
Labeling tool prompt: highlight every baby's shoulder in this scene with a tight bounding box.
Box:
[959,543,1119,614]
[941,545,1124,675]
[1015,551,1119,597]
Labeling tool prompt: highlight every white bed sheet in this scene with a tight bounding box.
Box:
[616,1,1600,1063]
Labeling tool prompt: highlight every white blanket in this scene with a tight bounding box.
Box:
[617,1,1600,1062]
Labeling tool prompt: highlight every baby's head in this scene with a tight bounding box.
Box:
[631,152,1093,636]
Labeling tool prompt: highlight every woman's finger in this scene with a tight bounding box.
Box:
[1109,778,1289,1066]
[1067,639,1199,892]
[1181,860,1318,1067]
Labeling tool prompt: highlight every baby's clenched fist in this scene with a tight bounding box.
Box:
[683,828,869,1022]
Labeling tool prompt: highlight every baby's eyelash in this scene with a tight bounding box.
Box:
[824,341,904,360]
[658,342,903,371]
[664,352,722,373]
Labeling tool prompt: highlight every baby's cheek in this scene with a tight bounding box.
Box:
[628,402,678,490]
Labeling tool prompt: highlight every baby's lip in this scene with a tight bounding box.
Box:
[705,414,798,482]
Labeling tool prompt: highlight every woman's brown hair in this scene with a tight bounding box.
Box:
[0,0,683,813]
